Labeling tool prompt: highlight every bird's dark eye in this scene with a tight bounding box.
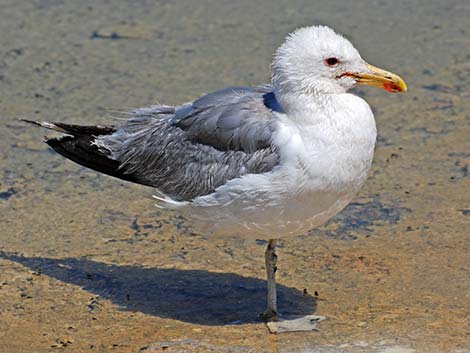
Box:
[325,57,339,66]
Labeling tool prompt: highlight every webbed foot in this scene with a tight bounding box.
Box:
[266,315,326,333]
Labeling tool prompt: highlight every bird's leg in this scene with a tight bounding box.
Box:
[260,239,278,321]
[259,239,327,333]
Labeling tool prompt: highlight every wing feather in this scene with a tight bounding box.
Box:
[83,86,281,200]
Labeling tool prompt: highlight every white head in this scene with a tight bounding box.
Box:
[272,26,406,107]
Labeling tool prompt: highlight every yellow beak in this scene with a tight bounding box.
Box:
[349,63,407,93]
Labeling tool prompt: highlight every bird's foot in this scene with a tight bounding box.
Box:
[259,308,278,322]
[266,315,327,333]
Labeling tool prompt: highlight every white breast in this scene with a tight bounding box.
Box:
[273,93,377,194]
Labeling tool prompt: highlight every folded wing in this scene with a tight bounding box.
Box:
[29,86,282,201]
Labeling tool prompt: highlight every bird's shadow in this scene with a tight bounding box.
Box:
[0,252,316,325]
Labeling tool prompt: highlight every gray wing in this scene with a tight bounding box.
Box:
[172,86,282,153]
[97,85,281,201]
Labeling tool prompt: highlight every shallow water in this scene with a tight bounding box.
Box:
[0,0,469,352]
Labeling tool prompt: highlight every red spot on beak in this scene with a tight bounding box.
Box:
[383,82,402,93]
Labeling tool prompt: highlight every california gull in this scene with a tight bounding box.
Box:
[24,25,407,332]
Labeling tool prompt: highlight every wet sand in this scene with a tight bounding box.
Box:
[0,0,469,352]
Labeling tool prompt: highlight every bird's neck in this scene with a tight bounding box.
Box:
[274,89,338,124]
[272,69,347,118]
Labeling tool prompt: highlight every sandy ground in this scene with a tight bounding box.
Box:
[0,0,468,352]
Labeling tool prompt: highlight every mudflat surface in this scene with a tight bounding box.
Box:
[0,0,468,352]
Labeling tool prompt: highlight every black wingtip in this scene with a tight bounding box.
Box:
[21,119,116,136]
[20,118,41,126]
[45,135,67,147]
[20,118,67,133]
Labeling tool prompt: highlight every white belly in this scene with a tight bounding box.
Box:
[183,186,354,239]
